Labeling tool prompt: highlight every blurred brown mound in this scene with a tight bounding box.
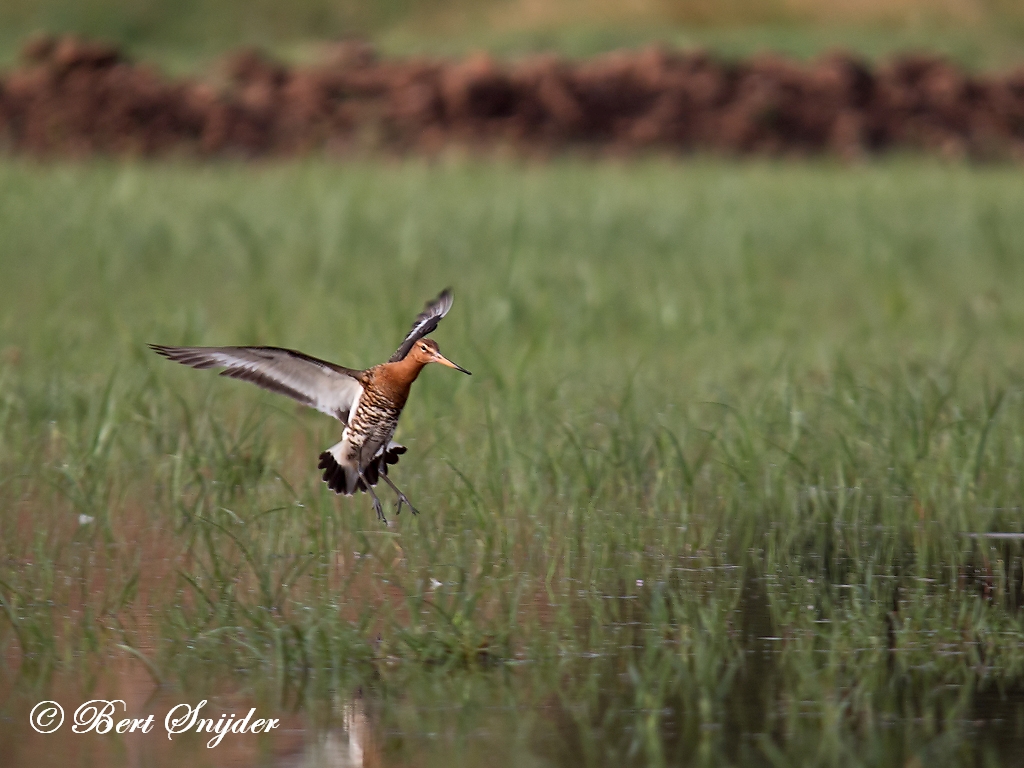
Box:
[2,34,1024,159]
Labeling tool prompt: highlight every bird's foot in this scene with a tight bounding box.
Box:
[372,497,387,525]
[395,494,420,517]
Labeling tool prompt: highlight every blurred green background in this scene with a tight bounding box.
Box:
[2,0,1024,72]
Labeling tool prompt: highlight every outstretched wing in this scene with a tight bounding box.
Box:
[150,344,364,423]
[389,289,454,363]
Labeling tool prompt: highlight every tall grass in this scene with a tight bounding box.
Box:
[2,158,1024,764]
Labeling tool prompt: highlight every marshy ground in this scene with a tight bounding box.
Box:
[1,158,1024,765]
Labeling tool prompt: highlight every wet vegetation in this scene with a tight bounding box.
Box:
[2,158,1024,764]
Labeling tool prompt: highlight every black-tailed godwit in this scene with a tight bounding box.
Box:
[150,289,469,522]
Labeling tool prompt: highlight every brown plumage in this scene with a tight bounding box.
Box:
[151,289,470,523]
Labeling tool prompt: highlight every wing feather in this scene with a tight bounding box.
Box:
[150,344,364,422]
[389,289,454,363]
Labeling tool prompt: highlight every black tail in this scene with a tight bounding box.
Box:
[317,443,407,495]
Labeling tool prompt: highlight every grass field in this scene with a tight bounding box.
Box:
[2,157,1024,765]
[2,0,1024,72]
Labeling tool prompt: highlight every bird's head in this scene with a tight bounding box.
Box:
[408,338,471,375]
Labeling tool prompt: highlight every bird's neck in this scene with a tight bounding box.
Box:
[375,355,427,405]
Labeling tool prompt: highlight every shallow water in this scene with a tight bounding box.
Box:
[4,667,1024,768]
[4,593,1024,768]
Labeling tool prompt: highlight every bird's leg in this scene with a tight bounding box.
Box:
[379,472,419,516]
[357,469,387,524]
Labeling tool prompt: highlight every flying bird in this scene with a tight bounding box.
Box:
[150,289,469,523]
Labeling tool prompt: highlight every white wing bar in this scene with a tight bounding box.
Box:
[389,289,454,363]
[150,344,364,423]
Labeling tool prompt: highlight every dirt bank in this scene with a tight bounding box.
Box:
[2,35,1023,159]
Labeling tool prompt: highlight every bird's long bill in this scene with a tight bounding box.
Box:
[435,352,472,375]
